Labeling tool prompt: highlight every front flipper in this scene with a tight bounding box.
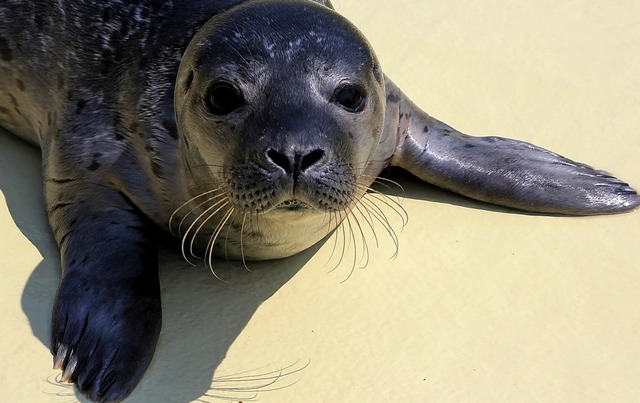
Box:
[47,180,161,402]
[385,79,640,215]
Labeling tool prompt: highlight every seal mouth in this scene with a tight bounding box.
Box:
[275,199,311,211]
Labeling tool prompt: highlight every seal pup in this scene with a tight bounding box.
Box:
[0,0,638,401]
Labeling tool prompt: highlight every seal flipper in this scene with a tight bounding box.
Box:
[47,180,161,402]
[385,79,640,215]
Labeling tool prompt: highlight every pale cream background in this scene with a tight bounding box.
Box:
[1,0,639,402]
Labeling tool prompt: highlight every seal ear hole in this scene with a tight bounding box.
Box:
[204,82,245,116]
[332,85,366,113]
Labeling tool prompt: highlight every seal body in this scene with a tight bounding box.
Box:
[1,0,638,401]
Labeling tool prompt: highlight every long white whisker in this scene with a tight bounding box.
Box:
[349,207,371,269]
[353,202,379,248]
[182,198,229,262]
[371,175,405,192]
[355,183,408,227]
[169,187,224,235]
[339,214,358,283]
[177,191,227,237]
[323,210,341,268]
[327,207,349,274]
[359,197,400,259]
[240,213,250,271]
[364,189,408,226]
[206,208,235,282]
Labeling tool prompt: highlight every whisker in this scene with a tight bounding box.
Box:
[340,214,358,282]
[349,209,371,269]
[222,208,237,264]
[203,360,310,402]
[367,174,406,192]
[182,198,229,262]
[177,192,227,238]
[240,212,250,271]
[359,197,400,259]
[327,207,349,274]
[169,187,223,235]
[322,210,342,269]
[353,202,379,249]
[361,187,408,226]
[354,182,408,226]
[205,207,235,282]
[339,211,371,283]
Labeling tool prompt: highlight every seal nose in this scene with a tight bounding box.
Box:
[266,148,325,176]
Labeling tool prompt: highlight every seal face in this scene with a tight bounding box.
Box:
[0,0,638,401]
[173,1,387,260]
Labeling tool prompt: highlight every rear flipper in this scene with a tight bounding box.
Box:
[386,80,640,215]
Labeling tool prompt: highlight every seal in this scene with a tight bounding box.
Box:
[1,0,638,401]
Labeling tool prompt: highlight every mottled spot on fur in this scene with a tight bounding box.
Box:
[101,7,112,21]
[87,161,101,171]
[16,79,25,91]
[0,37,13,61]
[87,153,102,171]
[34,14,46,31]
[151,159,164,178]
[129,121,141,138]
[76,99,87,114]
[0,106,9,114]
[162,119,178,140]
[101,49,113,75]
[386,90,400,104]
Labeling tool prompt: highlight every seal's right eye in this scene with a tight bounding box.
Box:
[204,82,245,115]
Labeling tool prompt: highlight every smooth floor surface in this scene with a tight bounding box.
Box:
[1,1,639,402]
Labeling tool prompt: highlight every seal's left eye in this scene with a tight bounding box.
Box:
[333,85,366,113]
[204,82,245,115]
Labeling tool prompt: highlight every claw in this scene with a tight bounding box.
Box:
[53,344,68,370]
[61,355,78,383]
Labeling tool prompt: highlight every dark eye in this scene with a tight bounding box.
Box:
[204,82,245,115]
[333,85,366,112]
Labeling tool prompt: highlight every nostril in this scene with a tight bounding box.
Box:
[266,148,293,173]
[266,148,325,175]
[300,149,325,172]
